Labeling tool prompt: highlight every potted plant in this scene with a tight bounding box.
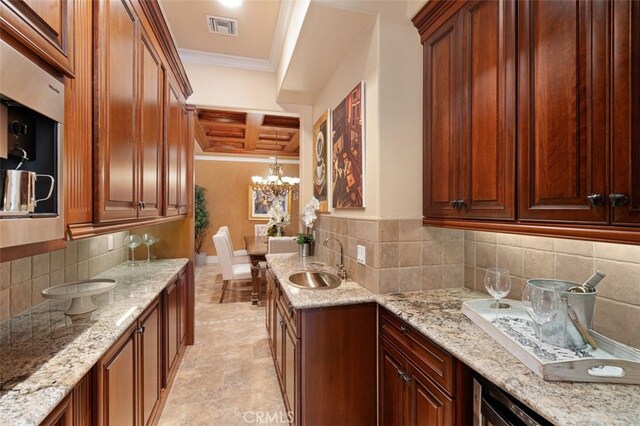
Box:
[266,199,291,237]
[194,184,211,266]
[296,197,320,257]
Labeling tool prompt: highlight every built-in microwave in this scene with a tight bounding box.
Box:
[0,39,65,248]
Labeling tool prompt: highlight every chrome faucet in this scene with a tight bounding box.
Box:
[323,237,348,280]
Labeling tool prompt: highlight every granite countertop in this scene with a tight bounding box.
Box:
[378,290,640,426]
[0,258,188,426]
[265,253,376,309]
[266,254,640,425]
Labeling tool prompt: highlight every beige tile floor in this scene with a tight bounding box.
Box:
[159,265,287,425]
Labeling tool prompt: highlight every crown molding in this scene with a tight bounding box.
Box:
[269,0,295,70]
[179,48,275,72]
[195,155,300,164]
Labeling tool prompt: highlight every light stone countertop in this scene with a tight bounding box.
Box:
[265,253,376,309]
[267,253,640,426]
[0,258,189,426]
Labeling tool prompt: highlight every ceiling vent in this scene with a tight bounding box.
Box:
[206,15,238,37]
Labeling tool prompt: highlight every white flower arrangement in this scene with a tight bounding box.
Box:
[296,197,320,245]
[266,200,291,229]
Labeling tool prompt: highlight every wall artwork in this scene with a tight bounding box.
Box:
[332,81,365,209]
[248,186,291,220]
[312,110,330,213]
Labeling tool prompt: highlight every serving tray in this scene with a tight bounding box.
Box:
[462,299,640,384]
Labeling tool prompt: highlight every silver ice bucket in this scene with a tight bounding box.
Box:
[526,279,596,350]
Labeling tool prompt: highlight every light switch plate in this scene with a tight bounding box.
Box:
[108,235,114,251]
[357,245,366,264]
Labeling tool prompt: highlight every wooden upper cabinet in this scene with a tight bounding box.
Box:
[94,0,139,223]
[0,0,74,76]
[518,0,608,224]
[423,0,515,220]
[423,13,462,218]
[165,82,181,217]
[178,106,189,215]
[138,30,164,218]
[611,0,640,226]
[458,0,515,220]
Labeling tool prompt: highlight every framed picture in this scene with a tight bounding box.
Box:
[332,81,365,209]
[312,109,330,213]
[248,186,291,220]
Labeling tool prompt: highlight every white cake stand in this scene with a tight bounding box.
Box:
[42,279,117,321]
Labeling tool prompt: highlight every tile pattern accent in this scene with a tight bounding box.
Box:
[314,217,465,294]
[378,289,640,426]
[464,231,640,348]
[0,232,129,322]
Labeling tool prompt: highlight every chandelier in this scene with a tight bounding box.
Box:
[251,157,300,198]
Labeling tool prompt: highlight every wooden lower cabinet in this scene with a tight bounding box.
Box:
[139,299,162,425]
[379,307,471,426]
[266,268,377,425]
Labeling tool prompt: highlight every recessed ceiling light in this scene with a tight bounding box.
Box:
[218,0,243,8]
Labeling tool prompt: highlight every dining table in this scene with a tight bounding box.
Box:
[244,235,268,305]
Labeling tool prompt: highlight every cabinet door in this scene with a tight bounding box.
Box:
[0,0,74,76]
[99,327,136,426]
[518,0,608,224]
[284,321,298,422]
[423,12,463,218]
[94,0,138,222]
[265,271,275,345]
[458,0,515,220]
[139,300,162,426]
[274,303,285,379]
[165,82,181,216]
[611,0,640,226]
[138,31,164,218]
[408,363,454,426]
[178,107,189,215]
[164,279,179,384]
[178,270,188,348]
[379,339,407,426]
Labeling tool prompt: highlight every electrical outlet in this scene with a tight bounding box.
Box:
[357,245,366,264]
[108,235,114,251]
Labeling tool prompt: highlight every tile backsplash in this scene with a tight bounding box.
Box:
[0,231,129,322]
[315,216,639,347]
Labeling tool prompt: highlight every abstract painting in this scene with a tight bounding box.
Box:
[312,110,330,213]
[332,81,365,208]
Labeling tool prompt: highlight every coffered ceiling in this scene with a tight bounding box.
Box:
[196,108,300,157]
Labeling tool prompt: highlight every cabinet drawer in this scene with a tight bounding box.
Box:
[380,308,454,394]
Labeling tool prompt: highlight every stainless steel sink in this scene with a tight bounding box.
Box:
[288,272,342,289]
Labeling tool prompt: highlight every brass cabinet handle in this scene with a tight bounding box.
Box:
[135,326,145,334]
[587,194,604,207]
[449,200,458,209]
[456,199,466,209]
[397,369,411,384]
[399,325,409,335]
[609,193,629,207]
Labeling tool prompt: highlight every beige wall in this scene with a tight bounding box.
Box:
[305,1,423,219]
[195,159,300,256]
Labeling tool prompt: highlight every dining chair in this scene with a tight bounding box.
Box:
[268,236,298,254]
[213,232,252,303]
[255,224,269,237]
[218,226,250,263]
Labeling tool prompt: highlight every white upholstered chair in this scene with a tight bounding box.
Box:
[213,232,252,303]
[255,224,269,237]
[218,226,250,264]
[268,236,298,254]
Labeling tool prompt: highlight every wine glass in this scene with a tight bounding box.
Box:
[141,233,156,262]
[123,234,142,267]
[522,284,560,351]
[484,268,512,322]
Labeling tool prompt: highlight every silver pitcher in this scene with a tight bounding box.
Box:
[527,279,596,349]
[0,169,55,213]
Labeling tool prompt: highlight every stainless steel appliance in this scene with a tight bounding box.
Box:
[0,39,64,248]
[473,377,550,426]
[0,169,55,213]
